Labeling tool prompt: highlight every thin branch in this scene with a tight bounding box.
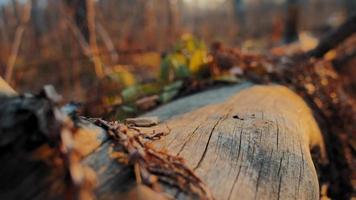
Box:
[86,0,104,78]
[5,0,32,82]
[65,16,92,57]
[97,22,119,64]
[61,1,106,78]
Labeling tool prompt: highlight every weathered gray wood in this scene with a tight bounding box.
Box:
[0,82,325,200]
[142,85,325,200]
[142,82,252,121]
[81,85,324,199]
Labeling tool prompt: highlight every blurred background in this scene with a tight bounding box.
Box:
[0,2,355,198]
[0,0,354,114]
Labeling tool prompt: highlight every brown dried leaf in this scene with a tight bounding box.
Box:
[125,116,160,127]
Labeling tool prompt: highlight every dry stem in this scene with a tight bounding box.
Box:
[86,0,104,78]
[5,0,32,83]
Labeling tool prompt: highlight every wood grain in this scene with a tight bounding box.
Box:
[0,84,325,200]
[144,85,325,200]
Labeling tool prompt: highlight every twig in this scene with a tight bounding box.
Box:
[94,119,214,199]
[96,22,119,63]
[61,2,105,78]
[5,0,31,82]
[86,0,104,78]
[307,13,356,58]
[64,16,92,57]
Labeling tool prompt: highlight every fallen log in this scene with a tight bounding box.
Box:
[0,80,326,199]
[143,85,326,199]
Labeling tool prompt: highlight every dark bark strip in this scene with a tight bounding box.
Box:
[277,152,284,177]
[307,13,356,58]
[276,120,280,151]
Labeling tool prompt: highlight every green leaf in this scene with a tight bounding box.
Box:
[121,85,140,102]
[114,104,137,120]
[160,90,179,103]
[213,75,240,83]
[140,83,162,96]
[175,64,190,78]
[159,80,184,103]
[160,35,208,81]
[121,105,136,113]
[170,53,187,68]
[163,80,183,92]
[159,56,172,81]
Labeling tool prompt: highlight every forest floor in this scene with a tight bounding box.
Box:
[1,25,355,199]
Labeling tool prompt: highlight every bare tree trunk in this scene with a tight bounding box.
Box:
[62,0,104,78]
[65,0,89,41]
[283,0,300,44]
[142,0,157,50]
[11,0,19,23]
[233,0,246,34]
[166,0,179,46]
[0,6,9,45]
[31,0,45,53]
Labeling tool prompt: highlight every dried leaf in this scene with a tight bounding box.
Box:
[125,117,160,127]
[136,95,159,111]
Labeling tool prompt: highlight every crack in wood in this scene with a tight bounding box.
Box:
[193,109,232,171]
[193,111,229,170]
[277,152,284,177]
[277,175,283,200]
[297,138,305,198]
[254,161,264,200]
[236,124,244,162]
[276,119,280,151]
[176,124,201,156]
[228,165,243,200]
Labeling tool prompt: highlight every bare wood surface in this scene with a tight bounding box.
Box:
[0,84,325,200]
[80,85,324,199]
[143,85,325,199]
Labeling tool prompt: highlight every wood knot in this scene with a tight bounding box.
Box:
[232,115,244,120]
